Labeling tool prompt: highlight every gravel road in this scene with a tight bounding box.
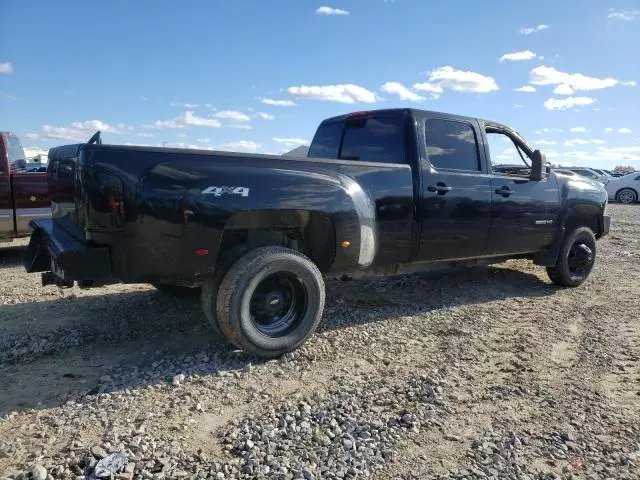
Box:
[1,204,639,480]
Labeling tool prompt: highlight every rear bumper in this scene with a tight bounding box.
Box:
[24,219,111,282]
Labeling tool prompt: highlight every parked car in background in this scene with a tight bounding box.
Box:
[565,167,608,184]
[0,132,51,242]
[554,169,581,178]
[590,168,611,179]
[605,171,640,204]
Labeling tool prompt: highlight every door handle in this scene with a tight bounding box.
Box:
[495,186,512,197]
[427,183,452,194]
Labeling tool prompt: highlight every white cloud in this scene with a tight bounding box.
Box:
[261,98,297,107]
[316,6,350,15]
[563,138,606,146]
[177,133,187,138]
[422,66,498,93]
[218,140,261,152]
[618,128,633,134]
[197,138,211,143]
[520,24,548,35]
[607,8,639,21]
[37,119,124,141]
[170,102,201,108]
[535,128,563,134]
[553,84,575,95]
[543,96,596,111]
[229,124,252,130]
[594,146,640,162]
[499,50,537,62]
[381,82,426,102]
[273,137,309,146]
[412,82,443,99]
[152,119,186,129]
[513,104,524,108]
[137,132,154,138]
[255,112,275,120]
[180,111,222,127]
[530,66,636,94]
[287,84,379,104]
[150,111,222,129]
[0,63,14,74]
[71,120,122,134]
[41,125,89,141]
[569,127,587,133]
[514,85,536,93]
[536,140,557,145]
[214,110,251,122]
[604,127,614,133]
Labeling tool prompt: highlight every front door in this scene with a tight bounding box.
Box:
[484,129,559,255]
[417,117,492,261]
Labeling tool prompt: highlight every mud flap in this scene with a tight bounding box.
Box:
[24,228,51,273]
[533,225,566,267]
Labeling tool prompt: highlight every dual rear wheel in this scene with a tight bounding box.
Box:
[202,246,325,358]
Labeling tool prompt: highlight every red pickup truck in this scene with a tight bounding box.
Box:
[0,132,50,242]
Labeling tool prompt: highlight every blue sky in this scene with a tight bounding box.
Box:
[1,0,639,168]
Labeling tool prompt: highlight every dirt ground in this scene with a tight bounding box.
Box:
[1,204,638,480]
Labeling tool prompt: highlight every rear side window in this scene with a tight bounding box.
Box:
[425,119,480,171]
[308,122,342,159]
[340,116,405,163]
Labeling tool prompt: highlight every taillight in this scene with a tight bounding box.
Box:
[107,195,124,214]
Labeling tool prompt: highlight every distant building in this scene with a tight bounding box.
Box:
[282,146,309,158]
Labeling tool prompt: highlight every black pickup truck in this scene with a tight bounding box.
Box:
[25,109,610,358]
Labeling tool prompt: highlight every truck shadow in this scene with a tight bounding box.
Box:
[0,264,557,415]
[0,244,26,269]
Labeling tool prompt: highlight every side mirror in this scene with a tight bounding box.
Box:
[530,150,546,181]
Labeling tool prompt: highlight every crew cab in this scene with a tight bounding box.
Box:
[0,132,50,242]
[24,109,610,358]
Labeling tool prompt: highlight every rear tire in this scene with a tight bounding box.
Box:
[616,188,638,204]
[152,284,200,298]
[546,227,596,287]
[215,246,325,358]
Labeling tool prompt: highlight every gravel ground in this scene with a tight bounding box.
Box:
[1,204,639,480]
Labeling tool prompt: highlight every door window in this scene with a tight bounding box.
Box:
[486,131,532,177]
[425,119,481,171]
[340,116,406,164]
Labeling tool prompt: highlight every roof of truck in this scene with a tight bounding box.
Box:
[319,108,512,130]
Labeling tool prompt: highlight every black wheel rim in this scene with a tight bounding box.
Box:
[567,242,593,276]
[249,273,307,337]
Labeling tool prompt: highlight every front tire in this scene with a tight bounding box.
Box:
[616,188,638,204]
[215,246,325,358]
[546,227,597,287]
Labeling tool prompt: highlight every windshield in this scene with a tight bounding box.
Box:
[5,134,26,165]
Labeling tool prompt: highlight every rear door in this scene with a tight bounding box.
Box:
[416,117,492,261]
[484,128,559,254]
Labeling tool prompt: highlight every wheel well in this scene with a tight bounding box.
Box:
[218,210,335,272]
[564,215,598,238]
